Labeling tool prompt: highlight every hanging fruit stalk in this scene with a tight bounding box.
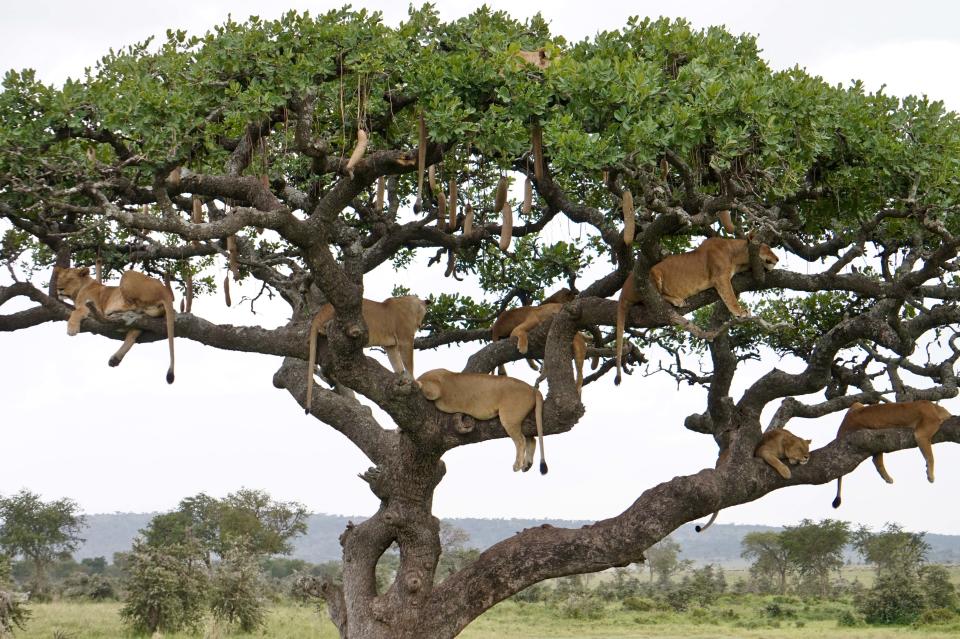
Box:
[499,201,513,251]
[622,189,635,245]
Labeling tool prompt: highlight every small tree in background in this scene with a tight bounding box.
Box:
[854,523,942,625]
[780,519,850,597]
[646,538,692,586]
[0,490,85,600]
[209,544,266,632]
[741,531,791,595]
[119,539,208,634]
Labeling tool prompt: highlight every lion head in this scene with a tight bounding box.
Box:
[53,266,92,300]
[784,436,812,466]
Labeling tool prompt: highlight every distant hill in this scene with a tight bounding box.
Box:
[76,513,960,566]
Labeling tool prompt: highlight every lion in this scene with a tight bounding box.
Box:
[54,265,176,384]
[304,296,429,413]
[615,237,779,384]
[489,289,586,393]
[417,368,547,474]
[831,400,951,508]
[696,429,811,532]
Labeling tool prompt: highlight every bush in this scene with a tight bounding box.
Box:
[622,596,656,612]
[209,547,267,632]
[920,565,958,610]
[511,582,549,603]
[915,607,958,626]
[763,601,797,619]
[559,594,604,620]
[836,610,864,627]
[119,541,208,634]
[0,590,31,635]
[858,573,925,625]
[60,573,116,601]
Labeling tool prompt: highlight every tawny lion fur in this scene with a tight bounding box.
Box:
[54,265,176,384]
[489,289,585,393]
[417,368,547,474]
[615,237,779,384]
[304,296,428,413]
[832,400,951,508]
[697,429,811,532]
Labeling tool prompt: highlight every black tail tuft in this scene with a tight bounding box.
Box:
[540,461,548,475]
[304,408,310,415]
[166,371,175,384]
[109,356,120,368]
[695,525,704,533]
[614,373,622,386]
[831,496,841,509]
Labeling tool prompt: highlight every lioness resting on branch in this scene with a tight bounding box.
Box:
[417,368,547,474]
[832,400,951,508]
[54,265,177,384]
[615,237,779,385]
[696,428,811,532]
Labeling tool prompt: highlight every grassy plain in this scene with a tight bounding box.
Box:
[16,595,960,639]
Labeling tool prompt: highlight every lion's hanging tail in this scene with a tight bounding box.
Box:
[162,295,176,384]
[304,313,322,415]
[832,477,843,509]
[536,389,547,474]
[615,294,627,386]
[695,511,719,533]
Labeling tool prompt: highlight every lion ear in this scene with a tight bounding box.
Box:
[805,439,813,445]
[78,267,90,277]
[746,231,755,241]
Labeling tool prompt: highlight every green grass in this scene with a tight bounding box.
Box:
[16,597,960,639]
[14,602,338,638]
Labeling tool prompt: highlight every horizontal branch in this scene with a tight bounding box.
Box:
[425,418,960,636]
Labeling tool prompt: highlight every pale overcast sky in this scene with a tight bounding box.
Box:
[2,1,959,536]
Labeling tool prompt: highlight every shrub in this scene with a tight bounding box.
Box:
[836,609,864,627]
[858,573,925,625]
[119,540,208,634]
[559,594,604,620]
[763,601,797,619]
[622,596,656,612]
[511,582,549,603]
[920,565,958,610]
[209,547,267,632]
[60,573,116,601]
[915,607,958,626]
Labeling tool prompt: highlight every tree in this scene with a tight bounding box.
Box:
[142,489,308,565]
[646,538,691,585]
[0,490,85,598]
[741,531,791,595]
[853,523,929,579]
[780,519,850,597]
[2,6,960,639]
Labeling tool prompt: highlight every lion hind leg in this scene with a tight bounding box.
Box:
[501,419,526,472]
[915,431,936,483]
[872,453,894,484]
[109,329,142,367]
